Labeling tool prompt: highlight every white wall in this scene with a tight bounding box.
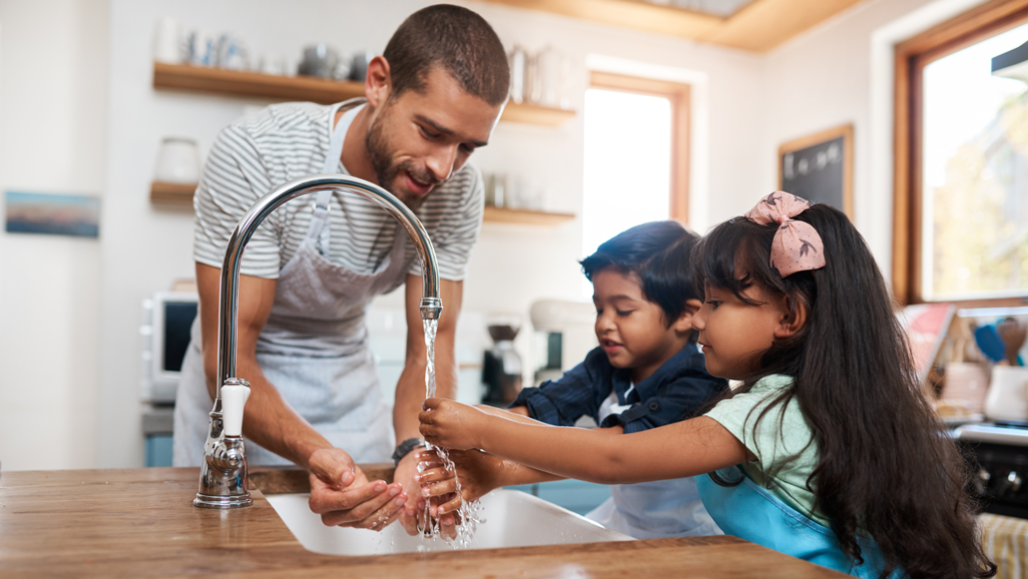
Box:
[0,0,109,471]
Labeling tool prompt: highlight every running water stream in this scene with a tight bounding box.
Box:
[417,319,483,548]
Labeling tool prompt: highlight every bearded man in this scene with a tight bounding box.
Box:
[173,4,508,536]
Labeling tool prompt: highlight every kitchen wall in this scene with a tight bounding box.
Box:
[0,0,109,471]
[758,0,989,274]
[0,0,991,470]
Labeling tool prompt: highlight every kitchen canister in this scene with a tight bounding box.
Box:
[154,138,200,184]
[983,365,1028,421]
[153,17,184,64]
[508,46,527,104]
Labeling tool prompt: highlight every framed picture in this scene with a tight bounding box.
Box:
[4,191,101,238]
[778,124,853,218]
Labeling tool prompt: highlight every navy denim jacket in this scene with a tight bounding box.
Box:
[510,342,728,434]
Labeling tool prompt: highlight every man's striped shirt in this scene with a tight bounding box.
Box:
[192,100,484,283]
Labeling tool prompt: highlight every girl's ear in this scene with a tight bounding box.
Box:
[774,295,808,339]
[673,299,703,333]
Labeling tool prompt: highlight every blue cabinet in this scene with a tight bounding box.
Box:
[145,434,174,467]
[506,480,611,516]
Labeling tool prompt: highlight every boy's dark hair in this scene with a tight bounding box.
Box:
[383,5,510,106]
[580,220,700,327]
[693,203,996,579]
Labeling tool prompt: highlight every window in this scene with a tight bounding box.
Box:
[894,0,1028,306]
[581,71,690,265]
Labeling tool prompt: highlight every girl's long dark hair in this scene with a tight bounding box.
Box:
[694,204,995,579]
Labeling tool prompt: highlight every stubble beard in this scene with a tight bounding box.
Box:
[365,113,441,212]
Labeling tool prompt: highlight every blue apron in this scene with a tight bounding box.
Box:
[696,467,898,578]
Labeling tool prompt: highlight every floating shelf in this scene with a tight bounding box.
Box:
[153,63,576,127]
[149,182,576,226]
[482,206,575,225]
[150,181,197,204]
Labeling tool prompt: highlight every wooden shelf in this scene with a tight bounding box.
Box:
[153,62,575,126]
[150,181,197,204]
[149,182,575,226]
[482,206,575,225]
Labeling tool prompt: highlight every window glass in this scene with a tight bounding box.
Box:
[581,88,672,295]
[922,25,1028,300]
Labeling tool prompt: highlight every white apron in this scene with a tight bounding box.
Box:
[587,478,723,540]
[173,104,404,466]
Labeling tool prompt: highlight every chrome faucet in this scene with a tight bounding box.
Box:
[194,174,443,509]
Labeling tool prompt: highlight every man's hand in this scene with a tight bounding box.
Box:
[419,398,489,450]
[395,449,458,537]
[307,448,407,529]
[414,448,510,516]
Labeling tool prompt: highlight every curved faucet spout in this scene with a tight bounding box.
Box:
[216,174,442,393]
[195,174,443,509]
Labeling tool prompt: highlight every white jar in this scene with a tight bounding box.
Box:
[154,138,200,184]
[984,365,1028,421]
[153,17,183,64]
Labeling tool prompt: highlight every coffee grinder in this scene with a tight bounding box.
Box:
[482,321,523,406]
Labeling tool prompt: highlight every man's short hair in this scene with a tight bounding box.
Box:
[383,4,510,106]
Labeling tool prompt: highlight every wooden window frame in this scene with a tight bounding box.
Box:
[893,0,1028,307]
[589,71,691,223]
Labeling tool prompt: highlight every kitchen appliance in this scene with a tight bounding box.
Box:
[529,299,597,385]
[482,322,522,406]
[141,291,199,404]
[956,422,1028,519]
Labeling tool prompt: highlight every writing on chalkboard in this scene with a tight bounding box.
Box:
[777,125,853,218]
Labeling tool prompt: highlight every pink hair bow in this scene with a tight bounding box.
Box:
[744,191,825,278]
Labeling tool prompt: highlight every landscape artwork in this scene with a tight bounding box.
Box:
[5,191,101,238]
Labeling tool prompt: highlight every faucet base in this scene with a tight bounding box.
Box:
[193,492,253,509]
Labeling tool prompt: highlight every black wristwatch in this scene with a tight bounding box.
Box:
[392,437,426,466]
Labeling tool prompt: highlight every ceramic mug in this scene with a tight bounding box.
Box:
[983,366,1028,421]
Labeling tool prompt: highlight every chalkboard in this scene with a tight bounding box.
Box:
[778,125,853,218]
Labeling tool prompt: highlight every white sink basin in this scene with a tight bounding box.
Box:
[266,489,634,556]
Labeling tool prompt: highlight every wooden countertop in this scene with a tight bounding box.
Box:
[0,466,847,578]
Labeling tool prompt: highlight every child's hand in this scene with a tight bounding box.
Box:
[419,398,486,450]
[414,448,508,517]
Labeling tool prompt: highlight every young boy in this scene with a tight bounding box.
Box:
[417,220,728,539]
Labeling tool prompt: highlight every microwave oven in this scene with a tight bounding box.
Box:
[141,291,199,404]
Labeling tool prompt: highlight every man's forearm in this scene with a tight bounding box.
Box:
[233,357,333,468]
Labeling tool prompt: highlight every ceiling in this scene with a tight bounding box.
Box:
[480,0,868,52]
[635,0,758,18]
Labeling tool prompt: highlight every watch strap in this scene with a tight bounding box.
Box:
[391,437,426,466]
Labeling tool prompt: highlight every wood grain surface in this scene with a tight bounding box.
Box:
[0,466,848,578]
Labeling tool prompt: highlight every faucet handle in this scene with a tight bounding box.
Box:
[221,378,251,438]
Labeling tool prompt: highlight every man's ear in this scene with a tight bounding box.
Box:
[364,56,392,109]
[773,296,807,339]
[673,299,703,333]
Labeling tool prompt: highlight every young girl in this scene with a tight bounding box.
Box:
[419,192,995,578]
